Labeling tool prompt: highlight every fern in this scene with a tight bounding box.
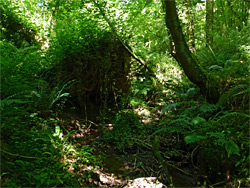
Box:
[49,80,74,108]
[200,103,218,113]
[154,117,193,136]
[168,118,193,129]
[184,134,207,144]
[217,84,249,106]
[0,93,28,110]
[224,139,240,157]
[162,101,197,113]
[30,80,75,110]
[197,44,219,67]
[217,112,250,122]
[233,87,250,97]
[191,117,207,125]
[153,125,188,136]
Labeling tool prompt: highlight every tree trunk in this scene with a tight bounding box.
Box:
[162,0,221,103]
[206,0,214,44]
[185,0,195,49]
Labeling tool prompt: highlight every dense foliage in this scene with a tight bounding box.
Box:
[1,0,249,187]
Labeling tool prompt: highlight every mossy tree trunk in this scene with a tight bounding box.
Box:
[162,0,221,103]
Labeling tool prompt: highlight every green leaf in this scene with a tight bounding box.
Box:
[225,139,240,157]
[152,126,186,135]
[217,138,227,146]
[64,130,77,140]
[191,117,207,125]
[168,118,192,130]
[57,175,64,184]
[141,87,150,95]
[200,103,217,113]
[162,103,178,113]
[207,132,224,138]
[55,126,60,135]
[162,101,197,113]
[184,134,207,144]
[209,65,223,70]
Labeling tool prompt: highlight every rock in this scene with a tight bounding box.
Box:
[123,177,167,188]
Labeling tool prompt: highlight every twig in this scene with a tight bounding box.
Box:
[87,120,99,127]
[134,138,152,149]
[0,149,40,159]
[209,180,225,187]
[167,163,192,177]
[191,146,199,169]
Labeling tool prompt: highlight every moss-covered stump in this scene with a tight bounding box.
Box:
[62,33,131,119]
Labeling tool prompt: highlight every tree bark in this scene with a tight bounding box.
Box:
[185,0,195,49]
[162,0,221,103]
[206,0,214,44]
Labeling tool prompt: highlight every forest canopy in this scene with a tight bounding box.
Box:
[1,0,250,187]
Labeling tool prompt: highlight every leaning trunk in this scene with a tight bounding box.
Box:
[163,0,221,103]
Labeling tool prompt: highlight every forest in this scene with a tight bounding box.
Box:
[1,0,249,187]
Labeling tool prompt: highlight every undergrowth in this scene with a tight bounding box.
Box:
[1,3,249,187]
[0,40,99,187]
[1,97,100,187]
[155,99,250,186]
[104,109,147,153]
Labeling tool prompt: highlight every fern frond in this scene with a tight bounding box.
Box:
[200,103,217,113]
[49,80,75,108]
[30,91,41,98]
[0,93,28,109]
[217,84,249,106]
[191,117,207,125]
[168,118,193,130]
[184,134,207,144]
[233,87,250,97]
[197,45,218,66]
[50,93,70,108]
[153,126,188,135]
[217,112,250,122]
[162,101,197,113]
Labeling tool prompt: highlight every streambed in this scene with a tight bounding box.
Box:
[75,124,198,187]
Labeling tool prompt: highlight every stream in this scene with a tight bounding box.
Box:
[62,111,198,187]
[78,126,198,187]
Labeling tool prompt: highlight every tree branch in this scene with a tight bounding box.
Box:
[92,0,156,78]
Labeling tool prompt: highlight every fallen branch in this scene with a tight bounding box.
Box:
[92,0,156,78]
[1,149,40,159]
